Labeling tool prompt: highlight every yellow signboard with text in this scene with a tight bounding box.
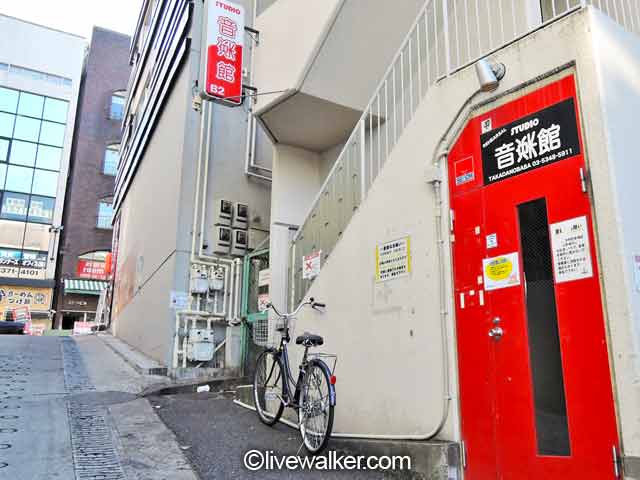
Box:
[0,286,52,317]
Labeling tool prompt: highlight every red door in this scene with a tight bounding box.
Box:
[449,74,620,479]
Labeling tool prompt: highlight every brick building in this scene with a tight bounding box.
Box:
[53,27,131,329]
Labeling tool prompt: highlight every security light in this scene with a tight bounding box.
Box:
[475,59,506,92]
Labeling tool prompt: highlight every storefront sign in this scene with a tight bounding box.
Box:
[550,216,593,283]
[205,0,245,105]
[483,252,521,290]
[0,250,47,279]
[480,98,581,185]
[0,286,52,316]
[76,259,108,280]
[302,251,322,280]
[376,237,411,282]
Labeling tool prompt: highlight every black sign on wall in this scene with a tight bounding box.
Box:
[480,98,581,185]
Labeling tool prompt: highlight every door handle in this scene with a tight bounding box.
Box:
[488,326,504,340]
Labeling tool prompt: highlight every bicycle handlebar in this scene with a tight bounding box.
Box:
[266,297,325,318]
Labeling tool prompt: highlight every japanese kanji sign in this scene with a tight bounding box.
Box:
[206,0,245,105]
[550,215,593,283]
[0,286,52,317]
[480,98,580,184]
[302,251,322,280]
[376,237,411,283]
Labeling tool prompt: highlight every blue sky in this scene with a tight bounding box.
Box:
[1,0,144,39]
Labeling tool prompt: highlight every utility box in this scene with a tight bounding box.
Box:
[212,226,231,255]
[231,229,248,256]
[232,202,249,229]
[186,328,215,362]
[214,198,233,227]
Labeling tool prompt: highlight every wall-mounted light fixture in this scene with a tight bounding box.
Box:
[475,59,506,92]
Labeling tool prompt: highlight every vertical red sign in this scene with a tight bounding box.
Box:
[206,0,245,105]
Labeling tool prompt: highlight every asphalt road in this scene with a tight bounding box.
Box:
[150,392,412,479]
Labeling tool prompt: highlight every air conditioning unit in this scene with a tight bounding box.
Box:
[232,202,249,229]
[231,229,248,256]
[214,198,233,227]
[212,226,231,255]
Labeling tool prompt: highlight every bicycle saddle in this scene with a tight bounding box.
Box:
[296,332,324,347]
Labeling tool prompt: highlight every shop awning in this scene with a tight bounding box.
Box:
[64,279,108,296]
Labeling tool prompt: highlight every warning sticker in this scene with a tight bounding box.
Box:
[454,156,475,186]
[302,251,322,280]
[483,252,521,290]
[376,237,411,282]
[550,216,593,283]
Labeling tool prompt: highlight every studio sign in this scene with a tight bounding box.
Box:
[480,98,581,185]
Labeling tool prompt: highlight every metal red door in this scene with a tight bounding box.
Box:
[449,74,620,479]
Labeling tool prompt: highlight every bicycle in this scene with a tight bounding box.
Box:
[252,298,337,454]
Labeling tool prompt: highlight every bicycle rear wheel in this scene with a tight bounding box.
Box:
[253,350,285,426]
[298,360,334,454]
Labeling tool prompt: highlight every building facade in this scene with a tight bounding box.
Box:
[0,15,85,328]
[254,0,640,478]
[111,0,272,370]
[52,27,131,329]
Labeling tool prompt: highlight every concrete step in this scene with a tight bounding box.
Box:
[233,385,461,479]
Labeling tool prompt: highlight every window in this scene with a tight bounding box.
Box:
[0,113,15,137]
[36,145,62,171]
[0,164,6,188]
[23,223,50,251]
[39,121,65,147]
[97,201,114,229]
[0,191,29,221]
[0,139,8,162]
[13,116,41,142]
[0,88,18,113]
[5,165,33,193]
[17,92,44,118]
[9,140,37,167]
[110,91,126,121]
[0,220,25,249]
[32,170,58,197]
[43,98,68,123]
[104,144,119,176]
[28,196,54,224]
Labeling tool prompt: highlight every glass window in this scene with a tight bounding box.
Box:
[9,140,37,167]
[23,223,50,251]
[36,145,62,171]
[17,92,44,118]
[20,250,47,269]
[5,165,33,193]
[110,91,126,120]
[0,192,29,221]
[0,138,9,162]
[0,112,15,137]
[0,88,19,114]
[0,164,6,189]
[28,196,54,224]
[104,144,119,176]
[32,169,58,197]
[13,116,41,142]
[39,121,65,147]
[42,98,68,123]
[0,220,25,249]
[97,201,114,229]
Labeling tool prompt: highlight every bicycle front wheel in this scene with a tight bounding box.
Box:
[298,360,334,454]
[253,350,285,426]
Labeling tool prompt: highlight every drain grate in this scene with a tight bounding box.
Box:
[61,339,126,480]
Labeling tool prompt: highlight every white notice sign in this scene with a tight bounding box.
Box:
[302,251,322,280]
[482,252,521,291]
[376,237,411,282]
[550,216,593,283]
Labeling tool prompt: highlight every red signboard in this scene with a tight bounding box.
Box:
[205,0,245,105]
[76,260,107,280]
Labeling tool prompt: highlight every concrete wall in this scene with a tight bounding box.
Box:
[271,8,640,454]
[588,9,640,460]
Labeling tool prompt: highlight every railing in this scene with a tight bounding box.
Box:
[290,0,640,306]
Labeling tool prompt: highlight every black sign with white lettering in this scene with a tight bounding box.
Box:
[480,98,581,185]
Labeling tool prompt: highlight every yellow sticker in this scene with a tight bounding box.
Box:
[485,257,513,281]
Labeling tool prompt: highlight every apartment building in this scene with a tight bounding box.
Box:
[0,15,85,329]
[253,1,640,478]
[52,27,131,329]
[110,0,272,372]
